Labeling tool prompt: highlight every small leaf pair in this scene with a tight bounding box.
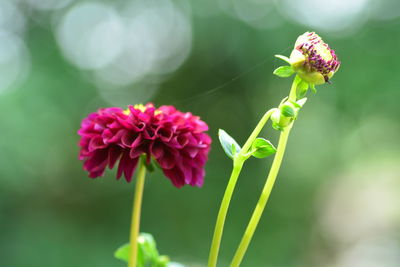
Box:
[274,56,317,98]
[218,129,276,160]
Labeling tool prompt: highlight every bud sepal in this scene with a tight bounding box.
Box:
[271,97,307,131]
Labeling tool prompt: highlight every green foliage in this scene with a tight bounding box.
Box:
[274,54,291,64]
[218,129,241,159]
[114,233,171,267]
[273,66,295,78]
[297,80,309,98]
[114,243,130,262]
[251,138,277,158]
[295,98,307,107]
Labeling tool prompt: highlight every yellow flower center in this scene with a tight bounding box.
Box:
[134,104,147,112]
[123,104,162,115]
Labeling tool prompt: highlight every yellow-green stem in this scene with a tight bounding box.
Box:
[208,109,274,267]
[230,126,292,267]
[128,160,147,267]
[241,109,275,154]
[230,77,299,267]
[208,160,244,267]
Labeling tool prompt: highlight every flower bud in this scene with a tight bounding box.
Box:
[271,108,292,131]
[289,32,340,85]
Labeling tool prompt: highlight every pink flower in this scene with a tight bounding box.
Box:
[78,104,211,188]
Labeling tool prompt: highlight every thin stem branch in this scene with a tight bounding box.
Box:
[230,77,299,267]
[240,109,275,154]
[208,109,274,267]
[230,126,292,267]
[128,159,147,267]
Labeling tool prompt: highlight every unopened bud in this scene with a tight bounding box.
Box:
[289,32,340,85]
[271,108,292,131]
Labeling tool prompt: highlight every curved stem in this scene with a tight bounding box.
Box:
[208,160,243,267]
[128,159,147,267]
[230,126,292,267]
[240,109,275,155]
[230,77,299,267]
[208,109,274,267]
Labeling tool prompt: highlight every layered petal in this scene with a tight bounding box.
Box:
[78,103,211,187]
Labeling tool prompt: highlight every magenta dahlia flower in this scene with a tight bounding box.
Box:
[78,103,211,188]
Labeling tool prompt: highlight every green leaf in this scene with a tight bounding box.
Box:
[251,138,277,158]
[290,101,301,109]
[273,66,295,78]
[296,98,307,107]
[281,105,295,117]
[114,243,130,263]
[138,233,159,265]
[218,129,241,159]
[297,80,309,98]
[114,233,170,267]
[274,54,290,64]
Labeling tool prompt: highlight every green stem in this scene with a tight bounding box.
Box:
[208,109,274,267]
[230,77,299,267]
[288,75,299,102]
[240,109,275,154]
[230,126,292,267]
[128,159,147,267]
[208,160,244,267]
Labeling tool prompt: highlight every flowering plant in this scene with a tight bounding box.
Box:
[77,31,340,267]
[208,32,340,267]
[78,103,211,266]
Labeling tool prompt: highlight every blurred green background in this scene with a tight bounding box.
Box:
[1,0,400,266]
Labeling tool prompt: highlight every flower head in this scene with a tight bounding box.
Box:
[289,32,340,85]
[78,103,211,188]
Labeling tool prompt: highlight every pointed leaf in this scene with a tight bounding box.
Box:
[251,138,277,158]
[297,80,309,98]
[114,233,170,267]
[114,243,130,263]
[296,98,307,107]
[274,54,291,64]
[273,66,295,78]
[218,129,241,159]
[138,233,159,264]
